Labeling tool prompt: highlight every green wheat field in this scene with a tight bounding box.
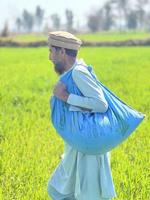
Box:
[0,46,150,200]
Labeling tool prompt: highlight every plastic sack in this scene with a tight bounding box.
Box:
[50,64,145,155]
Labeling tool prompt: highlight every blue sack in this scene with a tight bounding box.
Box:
[50,64,145,155]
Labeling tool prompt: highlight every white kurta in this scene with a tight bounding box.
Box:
[47,59,117,200]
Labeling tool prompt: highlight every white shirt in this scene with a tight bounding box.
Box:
[66,59,108,113]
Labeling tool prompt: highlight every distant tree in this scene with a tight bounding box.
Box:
[127,11,138,30]
[112,0,129,31]
[1,21,9,37]
[35,5,44,31]
[145,12,150,31]
[16,17,22,32]
[135,0,149,30]
[96,8,105,31]
[22,9,34,32]
[87,1,114,32]
[65,9,74,32]
[87,15,100,32]
[102,1,114,31]
[51,14,61,30]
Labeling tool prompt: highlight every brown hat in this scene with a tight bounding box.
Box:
[48,31,82,50]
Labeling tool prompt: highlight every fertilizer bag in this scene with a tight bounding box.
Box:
[50,64,145,155]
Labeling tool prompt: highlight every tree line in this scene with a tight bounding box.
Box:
[1,5,75,36]
[15,6,74,33]
[88,0,150,32]
[1,0,150,36]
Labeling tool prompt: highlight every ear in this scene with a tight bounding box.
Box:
[61,48,66,55]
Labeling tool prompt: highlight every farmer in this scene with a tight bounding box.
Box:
[47,31,116,200]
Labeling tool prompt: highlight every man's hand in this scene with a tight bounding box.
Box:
[53,81,69,102]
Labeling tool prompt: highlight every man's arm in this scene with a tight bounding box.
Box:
[66,65,108,113]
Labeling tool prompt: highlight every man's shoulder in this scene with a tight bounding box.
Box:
[72,63,91,78]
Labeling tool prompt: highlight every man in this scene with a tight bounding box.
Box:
[47,31,116,200]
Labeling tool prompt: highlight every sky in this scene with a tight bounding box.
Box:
[0,0,107,31]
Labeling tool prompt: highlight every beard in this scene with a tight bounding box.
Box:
[54,61,65,75]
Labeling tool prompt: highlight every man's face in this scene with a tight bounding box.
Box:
[49,47,65,75]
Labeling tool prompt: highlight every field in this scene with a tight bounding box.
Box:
[0,47,150,200]
[0,31,150,42]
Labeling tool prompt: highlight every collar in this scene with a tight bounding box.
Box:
[60,58,86,78]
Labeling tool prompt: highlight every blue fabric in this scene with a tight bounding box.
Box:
[47,182,76,200]
[50,64,145,155]
[47,182,111,200]
[47,183,111,200]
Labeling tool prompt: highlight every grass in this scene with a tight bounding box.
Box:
[77,31,150,42]
[0,47,149,199]
[0,31,150,42]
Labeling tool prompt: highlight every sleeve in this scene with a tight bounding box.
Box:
[66,66,108,113]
